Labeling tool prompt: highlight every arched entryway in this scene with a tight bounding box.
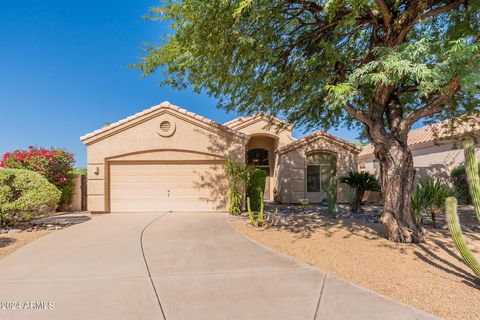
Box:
[246,135,278,200]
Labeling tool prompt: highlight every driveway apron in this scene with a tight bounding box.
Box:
[0,213,436,320]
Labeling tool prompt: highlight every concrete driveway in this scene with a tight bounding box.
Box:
[0,213,435,320]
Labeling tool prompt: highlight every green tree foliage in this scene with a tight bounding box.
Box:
[340,171,380,212]
[0,169,61,226]
[134,0,480,242]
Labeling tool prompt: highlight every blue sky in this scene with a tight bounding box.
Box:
[0,0,360,168]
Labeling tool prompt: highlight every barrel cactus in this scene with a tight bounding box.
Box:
[445,197,480,278]
[463,137,480,223]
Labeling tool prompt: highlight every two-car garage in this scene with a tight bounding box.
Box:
[80,102,246,213]
[108,162,226,213]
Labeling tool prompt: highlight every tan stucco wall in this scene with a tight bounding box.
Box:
[67,174,84,211]
[276,138,358,204]
[83,110,245,212]
[232,118,295,148]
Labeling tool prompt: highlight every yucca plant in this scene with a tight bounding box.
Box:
[339,171,380,212]
[411,178,458,228]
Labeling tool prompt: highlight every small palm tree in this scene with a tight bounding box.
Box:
[340,171,380,212]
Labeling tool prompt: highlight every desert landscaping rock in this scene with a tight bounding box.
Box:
[233,208,479,320]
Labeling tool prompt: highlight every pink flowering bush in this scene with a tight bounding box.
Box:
[0,146,75,207]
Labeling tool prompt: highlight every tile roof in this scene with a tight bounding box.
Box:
[358,116,480,160]
[277,130,361,154]
[224,113,292,129]
[80,101,248,143]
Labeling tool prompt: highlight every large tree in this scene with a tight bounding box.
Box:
[135,0,480,242]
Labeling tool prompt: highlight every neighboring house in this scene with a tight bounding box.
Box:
[80,102,360,213]
[358,119,480,181]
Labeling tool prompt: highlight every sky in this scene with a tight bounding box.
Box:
[0,0,360,168]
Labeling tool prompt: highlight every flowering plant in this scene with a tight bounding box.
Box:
[1,146,75,207]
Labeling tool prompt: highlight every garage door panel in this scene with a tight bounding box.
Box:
[109,163,226,213]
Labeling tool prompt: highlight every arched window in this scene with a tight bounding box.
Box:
[306,152,336,192]
[247,148,269,166]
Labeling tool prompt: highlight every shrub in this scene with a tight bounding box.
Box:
[339,171,380,212]
[411,178,459,227]
[225,159,250,215]
[247,168,267,211]
[1,146,75,208]
[0,169,61,226]
[451,164,480,204]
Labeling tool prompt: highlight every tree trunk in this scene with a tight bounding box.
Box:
[375,139,425,243]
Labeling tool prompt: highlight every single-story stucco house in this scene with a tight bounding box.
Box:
[80,102,360,213]
[359,118,480,180]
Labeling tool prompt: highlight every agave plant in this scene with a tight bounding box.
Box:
[339,171,380,212]
[411,178,459,228]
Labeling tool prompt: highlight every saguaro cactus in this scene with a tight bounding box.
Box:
[445,197,480,278]
[326,156,337,218]
[463,137,480,223]
[246,193,264,227]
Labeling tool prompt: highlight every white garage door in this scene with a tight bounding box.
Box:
[109,162,226,213]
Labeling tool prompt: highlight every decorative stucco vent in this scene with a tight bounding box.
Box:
[157,120,176,137]
[160,121,171,132]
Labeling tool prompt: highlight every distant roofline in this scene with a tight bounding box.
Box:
[358,116,480,160]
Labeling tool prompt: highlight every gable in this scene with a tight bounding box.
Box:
[81,102,247,146]
[225,114,295,147]
[278,130,360,155]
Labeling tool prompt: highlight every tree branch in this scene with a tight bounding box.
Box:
[374,0,392,27]
[420,0,466,20]
[343,102,373,127]
[403,77,461,128]
[397,0,466,43]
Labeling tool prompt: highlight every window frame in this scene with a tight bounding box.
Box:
[305,152,336,193]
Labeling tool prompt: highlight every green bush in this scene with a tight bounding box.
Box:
[451,164,480,204]
[1,146,75,208]
[0,168,61,226]
[339,171,380,212]
[225,158,250,215]
[247,169,267,211]
[411,178,458,228]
